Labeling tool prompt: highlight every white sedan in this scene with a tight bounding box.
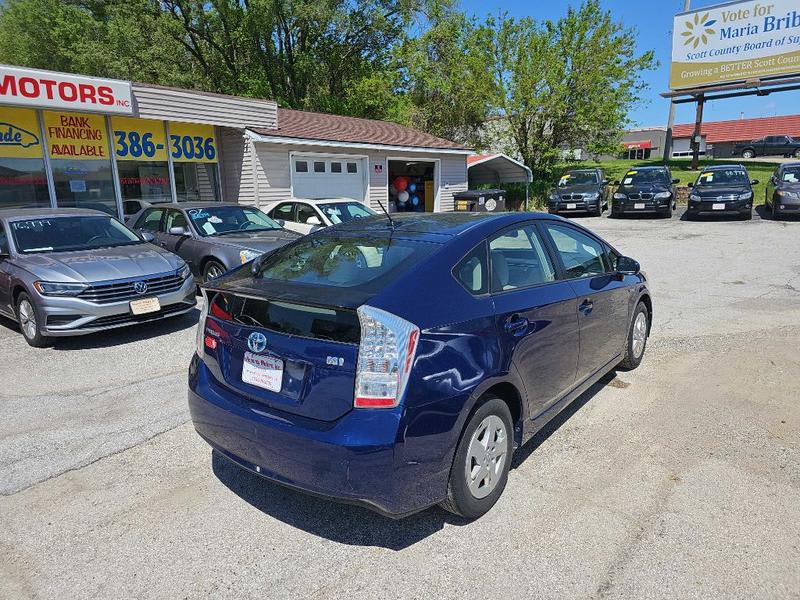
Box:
[263,198,377,235]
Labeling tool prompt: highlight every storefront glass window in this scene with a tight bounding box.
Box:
[169,121,221,202]
[111,116,173,217]
[0,108,50,210]
[44,111,117,216]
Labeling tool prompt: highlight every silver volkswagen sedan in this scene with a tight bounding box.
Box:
[0,208,196,347]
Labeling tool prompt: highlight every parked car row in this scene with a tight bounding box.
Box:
[549,163,800,221]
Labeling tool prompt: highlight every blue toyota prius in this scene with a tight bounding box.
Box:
[188,212,652,519]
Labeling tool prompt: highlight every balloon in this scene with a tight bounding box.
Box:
[408,183,417,193]
[411,195,420,206]
[398,191,409,203]
[389,184,397,195]
[394,177,409,192]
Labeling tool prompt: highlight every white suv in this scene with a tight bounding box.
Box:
[263,198,377,235]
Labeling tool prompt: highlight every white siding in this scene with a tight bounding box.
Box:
[218,127,256,204]
[250,142,467,212]
[132,84,277,129]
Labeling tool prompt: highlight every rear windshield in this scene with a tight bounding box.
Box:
[696,169,748,186]
[10,216,142,254]
[621,169,669,185]
[559,171,598,187]
[256,234,439,292]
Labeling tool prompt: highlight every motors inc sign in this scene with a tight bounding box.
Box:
[670,0,800,90]
[0,65,133,114]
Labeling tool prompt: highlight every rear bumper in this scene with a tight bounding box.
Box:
[188,355,453,517]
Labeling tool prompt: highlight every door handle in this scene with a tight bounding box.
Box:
[504,315,529,336]
[579,299,594,315]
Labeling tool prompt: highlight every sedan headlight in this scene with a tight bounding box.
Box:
[738,192,753,201]
[613,193,627,200]
[689,193,701,202]
[654,191,672,200]
[177,263,191,279]
[240,249,261,265]
[33,281,89,296]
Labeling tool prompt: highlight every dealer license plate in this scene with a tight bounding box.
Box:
[634,203,645,209]
[130,297,160,315]
[566,203,577,209]
[242,352,284,392]
[712,203,725,210]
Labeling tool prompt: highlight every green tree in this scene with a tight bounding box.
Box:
[481,1,656,191]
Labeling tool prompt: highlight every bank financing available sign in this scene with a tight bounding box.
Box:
[670,0,800,90]
[0,65,133,114]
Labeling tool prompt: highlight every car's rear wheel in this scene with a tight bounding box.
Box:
[620,301,649,370]
[16,292,49,348]
[441,396,513,520]
[742,149,755,159]
[203,259,226,282]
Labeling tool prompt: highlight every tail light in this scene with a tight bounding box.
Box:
[195,289,210,356]
[354,305,420,409]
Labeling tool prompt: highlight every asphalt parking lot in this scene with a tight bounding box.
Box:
[2,208,799,599]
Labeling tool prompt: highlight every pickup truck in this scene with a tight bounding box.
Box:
[733,135,800,159]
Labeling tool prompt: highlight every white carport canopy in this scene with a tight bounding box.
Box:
[467,153,532,185]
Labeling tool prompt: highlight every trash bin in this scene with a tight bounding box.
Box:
[453,189,506,212]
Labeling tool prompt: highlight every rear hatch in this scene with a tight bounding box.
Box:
[204,289,360,422]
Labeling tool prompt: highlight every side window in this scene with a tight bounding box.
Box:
[313,161,326,173]
[0,224,9,254]
[454,242,488,295]
[137,208,164,232]
[165,210,188,232]
[489,225,556,292]
[272,203,295,222]
[331,162,342,174]
[544,223,608,279]
[295,161,308,173]
[347,162,358,174]
[296,203,316,224]
[605,245,619,271]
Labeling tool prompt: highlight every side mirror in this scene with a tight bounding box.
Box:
[275,218,286,227]
[140,231,155,243]
[169,226,190,237]
[687,182,694,188]
[672,178,680,184]
[751,179,760,185]
[617,256,640,275]
[305,215,322,226]
[602,179,610,185]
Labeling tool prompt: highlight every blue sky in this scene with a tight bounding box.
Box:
[459,0,797,127]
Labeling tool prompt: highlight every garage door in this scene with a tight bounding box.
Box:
[291,155,366,201]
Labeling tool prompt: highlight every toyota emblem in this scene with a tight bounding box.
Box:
[248,332,267,353]
[134,281,149,295]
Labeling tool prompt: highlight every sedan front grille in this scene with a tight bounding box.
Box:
[628,193,654,200]
[78,272,184,304]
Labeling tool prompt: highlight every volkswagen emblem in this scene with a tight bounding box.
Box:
[133,281,148,295]
[247,332,267,353]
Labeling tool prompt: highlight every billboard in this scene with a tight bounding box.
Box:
[670,0,800,90]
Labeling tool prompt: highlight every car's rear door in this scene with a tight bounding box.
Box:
[540,222,629,383]
[488,223,580,416]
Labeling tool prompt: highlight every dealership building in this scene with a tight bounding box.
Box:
[0,65,471,219]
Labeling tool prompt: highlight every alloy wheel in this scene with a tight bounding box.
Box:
[18,299,37,340]
[632,311,648,359]
[465,414,508,499]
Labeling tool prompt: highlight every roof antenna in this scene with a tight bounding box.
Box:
[374,195,396,230]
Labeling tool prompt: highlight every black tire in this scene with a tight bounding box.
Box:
[619,301,649,371]
[203,259,226,283]
[742,149,755,159]
[741,211,753,221]
[662,205,673,219]
[16,292,49,348]
[440,396,514,520]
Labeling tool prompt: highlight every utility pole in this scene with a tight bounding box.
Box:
[663,0,692,163]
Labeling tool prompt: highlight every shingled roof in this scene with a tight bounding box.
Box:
[673,115,800,144]
[249,108,468,151]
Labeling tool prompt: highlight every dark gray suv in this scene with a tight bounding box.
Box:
[128,203,301,282]
[0,208,196,347]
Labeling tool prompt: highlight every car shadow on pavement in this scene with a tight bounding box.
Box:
[45,309,201,351]
[211,370,619,550]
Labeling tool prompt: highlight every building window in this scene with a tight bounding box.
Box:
[169,122,220,202]
[347,162,358,174]
[117,162,172,216]
[314,161,326,173]
[0,108,50,210]
[295,161,308,173]
[331,162,342,173]
[44,111,118,216]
